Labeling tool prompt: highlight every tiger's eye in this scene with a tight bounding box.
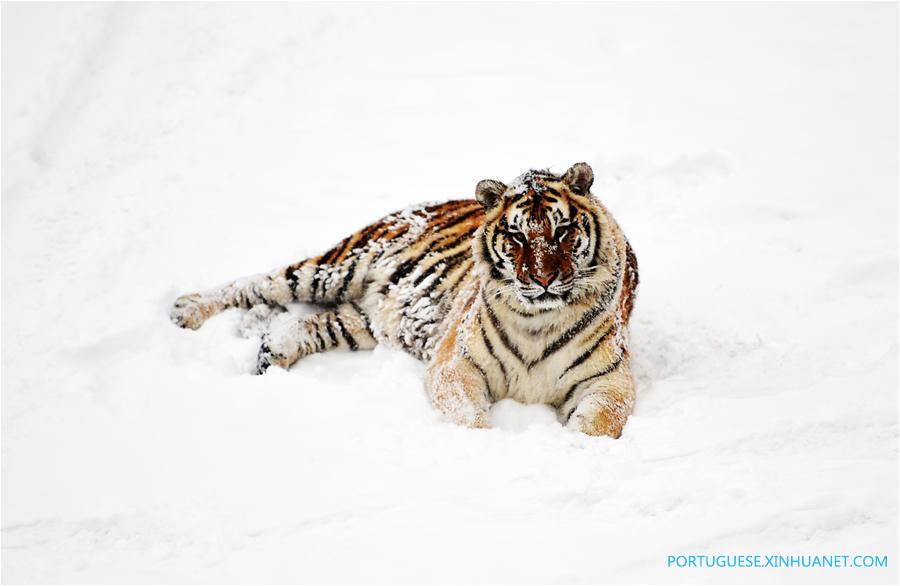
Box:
[509,232,526,246]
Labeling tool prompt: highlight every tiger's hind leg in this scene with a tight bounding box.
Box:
[170,252,350,331]
[171,228,382,331]
[170,267,300,330]
[255,303,377,374]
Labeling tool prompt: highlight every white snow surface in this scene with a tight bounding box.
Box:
[2,3,897,584]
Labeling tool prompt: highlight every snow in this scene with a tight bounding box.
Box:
[2,2,897,583]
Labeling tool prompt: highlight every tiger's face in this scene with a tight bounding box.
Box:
[475,163,602,310]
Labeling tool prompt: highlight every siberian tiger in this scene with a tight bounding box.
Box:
[171,162,639,438]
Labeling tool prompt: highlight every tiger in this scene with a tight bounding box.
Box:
[171,162,639,438]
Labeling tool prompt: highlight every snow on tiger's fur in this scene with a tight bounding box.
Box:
[171,162,639,438]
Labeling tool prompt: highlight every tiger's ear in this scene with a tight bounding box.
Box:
[563,162,594,195]
[475,179,507,209]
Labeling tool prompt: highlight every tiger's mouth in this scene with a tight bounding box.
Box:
[519,289,568,309]
[530,291,560,302]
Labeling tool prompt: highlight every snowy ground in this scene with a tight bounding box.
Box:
[2,2,897,584]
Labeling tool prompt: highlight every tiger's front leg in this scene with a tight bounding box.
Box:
[425,317,492,429]
[560,358,635,439]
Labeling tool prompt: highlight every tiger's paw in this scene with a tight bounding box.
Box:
[254,313,303,374]
[565,395,629,439]
[432,394,492,429]
[467,410,492,430]
[255,342,291,374]
[170,294,210,330]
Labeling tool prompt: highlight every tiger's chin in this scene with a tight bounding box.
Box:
[517,291,569,311]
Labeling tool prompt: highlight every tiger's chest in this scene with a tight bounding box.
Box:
[498,360,572,405]
[490,335,588,405]
[471,308,614,406]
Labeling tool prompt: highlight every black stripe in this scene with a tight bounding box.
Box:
[308,266,326,303]
[324,320,338,346]
[430,225,477,255]
[419,250,471,298]
[313,330,326,351]
[335,316,359,351]
[479,227,492,263]
[478,225,504,281]
[322,236,352,265]
[413,249,469,288]
[388,242,445,286]
[430,205,483,234]
[334,261,358,301]
[366,221,395,245]
[329,223,383,301]
[442,258,475,297]
[349,302,373,337]
[595,279,619,310]
[490,226,503,259]
[386,208,475,277]
[530,304,607,367]
[482,293,526,364]
[561,352,626,422]
[464,354,493,402]
[589,213,602,266]
[388,217,478,287]
[347,222,381,257]
[386,223,412,241]
[411,225,476,289]
[309,232,360,300]
[479,321,508,389]
[567,199,597,262]
[370,220,413,256]
[285,263,301,297]
[506,303,555,318]
[394,243,469,355]
[559,319,616,377]
[487,228,506,282]
[529,197,540,221]
[391,246,472,356]
[388,256,421,286]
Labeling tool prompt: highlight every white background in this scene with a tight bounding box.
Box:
[2,2,897,583]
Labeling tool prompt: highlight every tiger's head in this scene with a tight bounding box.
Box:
[474,162,609,311]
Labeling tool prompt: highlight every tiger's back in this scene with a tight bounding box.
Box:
[281,199,485,360]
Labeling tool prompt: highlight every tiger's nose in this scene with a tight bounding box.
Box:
[532,272,557,289]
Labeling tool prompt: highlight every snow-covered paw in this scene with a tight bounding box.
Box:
[239,304,285,338]
[466,409,492,429]
[254,313,303,374]
[429,387,492,429]
[565,395,629,439]
[170,294,211,330]
[256,341,291,374]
